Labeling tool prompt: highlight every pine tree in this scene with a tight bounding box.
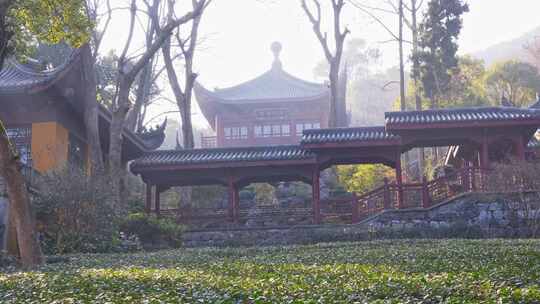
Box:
[414,0,469,109]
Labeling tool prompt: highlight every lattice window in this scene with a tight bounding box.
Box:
[224,126,248,140]
[296,122,321,136]
[255,124,291,138]
[6,127,32,167]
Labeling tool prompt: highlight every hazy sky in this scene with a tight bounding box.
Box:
[101,0,540,128]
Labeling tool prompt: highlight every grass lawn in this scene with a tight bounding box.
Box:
[1,239,540,303]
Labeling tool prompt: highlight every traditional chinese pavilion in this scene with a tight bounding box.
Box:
[194,42,348,148]
[132,105,540,226]
[0,50,166,177]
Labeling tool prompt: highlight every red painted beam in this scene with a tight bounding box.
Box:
[312,168,321,225]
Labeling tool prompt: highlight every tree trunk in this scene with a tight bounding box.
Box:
[125,4,157,133]
[0,0,14,70]
[81,44,104,174]
[0,123,43,268]
[398,0,410,178]
[127,61,154,132]
[411,0,424,179]
[328,64,339,128]
[398,0,406,111]
[181,101,195,149]
[108,78,131,207]
[5,212,18,256]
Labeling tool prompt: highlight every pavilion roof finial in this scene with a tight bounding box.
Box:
[271,41,282,70]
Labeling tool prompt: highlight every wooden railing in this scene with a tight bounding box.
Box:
[162,205,313,225]
[157,166,490,226]
[348,166,487,223]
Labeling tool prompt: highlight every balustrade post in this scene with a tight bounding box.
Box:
[480,135,490,191]
[154,185,161,217]
[421,176,430,209]
[312,168,321,224]
[470,162,478,192]
[227,179,239,223]
[516,135,526,161]
[351,193,359,224]
[145,183,152,214]
[395,155,404,209]
[383,178,391,210]
[462,163,470,192]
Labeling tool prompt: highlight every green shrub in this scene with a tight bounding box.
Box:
[239,189,255,201]
[33,168,121,254]
[120,213,185,248]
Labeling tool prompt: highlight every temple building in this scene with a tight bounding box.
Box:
[0,50,166,177]
[194,42,348,148]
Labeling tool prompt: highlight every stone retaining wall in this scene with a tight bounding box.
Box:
[183,192,540,247]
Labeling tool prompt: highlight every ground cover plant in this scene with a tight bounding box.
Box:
[1,239,539,303]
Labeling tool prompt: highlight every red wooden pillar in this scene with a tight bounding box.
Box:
[421,176,430,209]
[470,161,477,192]
[154,185,161,217]
[515,135,526,161]
[145,183,152,214]
[464,162,471,191]
[383,177,391,210]
[480,136,490,169]
[227,179,239,223]
[395,154,404,209]
[233,184,240,223]
[351,193,359,224]
[312,168,321,225]
[480,136,490,191]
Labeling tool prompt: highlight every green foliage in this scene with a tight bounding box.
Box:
[337,164,393,194]
[252,183,277,206]
[486,60,540,107]
[443,56,490,107]
[1,240,540,302]
[6,0,92,59]
[415,0,469,107]
[191,185,227,208]
[120,213,185,248]
[403,56,491,110]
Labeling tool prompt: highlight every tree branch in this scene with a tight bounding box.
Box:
[348,0,399,41]
[301,0,334,62]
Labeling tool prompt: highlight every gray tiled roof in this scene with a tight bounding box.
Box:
[131,145,315,169]
[301,126,399,145]
[386,107,540,126]
[0,52,78,94]
[528,136,540,149]
[529,100,540,109]
[195,67,328,103]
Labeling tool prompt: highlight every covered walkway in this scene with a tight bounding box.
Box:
[131,106,540,225]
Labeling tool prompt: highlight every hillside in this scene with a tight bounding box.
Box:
[472,26,540,65]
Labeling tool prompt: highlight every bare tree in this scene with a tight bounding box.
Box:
[125,0,159,132]
[524,36,540,70]
[79,0,115,174]
[406,0,425,176]
[159,0,211,149]
[397,0,405,110]
[108,0,205,206]
[301,0,350,128]
[347,0,406,111]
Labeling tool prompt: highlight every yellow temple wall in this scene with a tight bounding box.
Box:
[31,122,69,173]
